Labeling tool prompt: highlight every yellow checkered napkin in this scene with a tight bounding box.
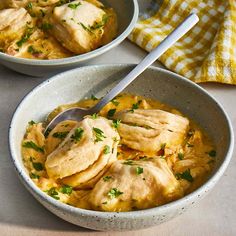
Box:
[129,0,236,84]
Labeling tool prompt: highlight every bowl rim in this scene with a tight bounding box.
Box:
[0,0,139,66]
[8,64,234,219]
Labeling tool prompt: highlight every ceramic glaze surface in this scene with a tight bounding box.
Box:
[9,65,234,231]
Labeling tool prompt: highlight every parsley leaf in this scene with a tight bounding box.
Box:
[52,131,69,139]
[107,109,116,117]
[30,173,40,179]
[41,22,53,31]
[47,187,60,200]
[136,166,143,175]
[91,113,98,119]
[91,94,98,100]
[112,119,121,129]
[68,2,81,9]
[111,99,119,106]
[178,152,184,160]
[22,141,44,153]
[176,169,193,182]
[187,142,194,147]
[16,27,34,47]
[32,162,44,171]
[60,185,73,195]
[103,145,110,154]
[123,160,133,165]
[130,100,142,112]
[103,176,112,182]
[71,128,84,142]
[28,120,36,125]
[44,128,52,138]
[207,150,216,157]
[93,127,106,142]
[107,188,123,199]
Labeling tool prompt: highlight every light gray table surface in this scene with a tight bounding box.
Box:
[0,40,235,236]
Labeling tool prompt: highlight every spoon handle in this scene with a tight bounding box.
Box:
[91,13,199,113]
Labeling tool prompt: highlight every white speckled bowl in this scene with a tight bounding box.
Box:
[0,1,138,77]
[9,65,234,231]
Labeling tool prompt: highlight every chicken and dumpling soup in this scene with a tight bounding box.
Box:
[21,94,216,212]
[0,0,117,59]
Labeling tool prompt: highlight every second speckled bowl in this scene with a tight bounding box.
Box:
[0,1,139,77]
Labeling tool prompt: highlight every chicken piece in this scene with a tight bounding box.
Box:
[47,0,117,54]
[6,28,73,59]
[45,116,120,179]
[114,109,189,154]
[0,8,32,49]
[88,158,183,212]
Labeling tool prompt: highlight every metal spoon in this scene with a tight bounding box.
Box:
[45,13,199,133]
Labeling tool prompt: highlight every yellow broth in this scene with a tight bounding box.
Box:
[21,94,216,211]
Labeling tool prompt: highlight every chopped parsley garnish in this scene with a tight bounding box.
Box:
[112,119,121,129]
[44,128,52,138]
[47,187,60,200]
[123,160,133,165]
[60,185,73,195]
[111,99,119,106]
[91,94,98,100]
[91,113,98,119]
[187,142,194,147]
[103,145,110,154]
[90,14,109,30]
[130,100,142,112]
[103,176,112,182]
[107,188,123,199]
[40,9,45,17]
[107,109,116,117]
[32,162,44,171]
[68,2,81,9]
[22,141,44,153]
[207,150,216,157]
[52,131,69,139]
[136,166,143,175]
[28,45,42,55]
[16,27,34,47]
[79,22,93,33]
[41,22,53,31]
[71,128,84,142]
[28,120,36,125]
[26,2,33,9]
[30,173,40,179]
[176,169,193,182]
[178,152,184,160]
[93,127,106,142]
[113,137,119,142]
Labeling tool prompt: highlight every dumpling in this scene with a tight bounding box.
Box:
[88,158,183,211]
[45,116,120,179]
[114,109,189,153]
[0,8,32,49]
[47,0,117,54]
